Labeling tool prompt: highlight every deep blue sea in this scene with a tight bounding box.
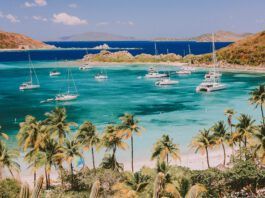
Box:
[0,41,231,61]
[0,41,263,168]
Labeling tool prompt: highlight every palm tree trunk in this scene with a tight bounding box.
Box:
[70,162,74,189]
[44,165,49,189]
[205,147,210,168]
[34,160,37,186]
[91,147,96,170]
[239,141,242,160]
[0,166,3,180]
[59,164,64,187]
[261,105,265,126]
[131,136,134,173]
[221,142,226,165]
[166,154,169,166]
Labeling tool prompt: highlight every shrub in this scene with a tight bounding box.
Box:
[0,179,21,198]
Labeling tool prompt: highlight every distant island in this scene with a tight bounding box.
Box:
[58,30,251,42]
[154,31,252,42]
[0,30,55,50]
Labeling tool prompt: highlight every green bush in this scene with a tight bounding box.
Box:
[0,179,21,198]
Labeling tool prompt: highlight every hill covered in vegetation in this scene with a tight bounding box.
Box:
[191,31,265,66]
[0,31,54,50]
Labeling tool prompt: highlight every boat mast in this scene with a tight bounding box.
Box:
[154,42,158,55]
[212,33,216,83]
[67,69,70,94]
[28,54,33,83]
[188,44,191,66]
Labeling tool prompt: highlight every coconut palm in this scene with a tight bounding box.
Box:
[253,125,265,164]
[119,113,143,172]
[99,153,124,172]
[235,114,256,148]
[190,129,215,168]
[224,109,236,134]
[77,121,100,170]
[100,125,128,167]
[17,115,45,185]
[151,134,180,166]
[211,121,229,165]
[0,142,20,180]
[44,107,77,144]
[38,138,64,189]
[113,171,150,197]
[249,84,265,125]
[0,125,8,140]
[62,136,83,188]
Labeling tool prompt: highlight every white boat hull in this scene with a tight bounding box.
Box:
[156,79,179,86]
[19,84,40,90]
[145,73,168,78]
[55,94,78,101]
[50,72,61,76]
[196,83,226,92]
[176,70,191,75]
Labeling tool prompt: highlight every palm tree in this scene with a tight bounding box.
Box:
[190,129,214,168]
[0,142,20,180]
[235,114,256,149]
[0,126,8,140]
[113,171,150,197]
[253,125,265,164]
[119,113,143,172]
[100,154,124,172]
[151,134,180,166]
[100,125,128,169]
[211,121,229,165]
[39,138,64,189]
[77,121,100,170]
[224,109,236,134]
[62,136,83,188]
[249,84,265,125]
[44,107,76,145]
[17,115,44,185]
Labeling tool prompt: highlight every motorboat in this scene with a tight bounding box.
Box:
[155,78,179,86]
[49,70,61,76]
[145,72,168,78]
[19,54,40,91]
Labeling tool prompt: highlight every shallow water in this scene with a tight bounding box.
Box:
[0,61,264,164]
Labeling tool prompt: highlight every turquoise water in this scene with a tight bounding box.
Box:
[0,61,264,164]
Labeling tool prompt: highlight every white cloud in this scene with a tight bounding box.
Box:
[0,12,20,23]
[52,13,87,26]
[24,0,47,7]
[68,3,78,8]
[33,15,47,22]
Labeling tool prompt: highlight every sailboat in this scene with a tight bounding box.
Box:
[145,42,168,78]
[176,45,194,75]
[55,69,79,101]
[19,54,40,91]
[196,34,226,92]
[80,48,92,70]
[49,59,61,77]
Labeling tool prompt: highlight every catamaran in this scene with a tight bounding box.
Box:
[19,54,40,91]
[55,69,79,101]
[196,34,226,92]
[95,73,108,80]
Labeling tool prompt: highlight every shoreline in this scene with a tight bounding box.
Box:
[2,146,231,188]
[70,60,265,73]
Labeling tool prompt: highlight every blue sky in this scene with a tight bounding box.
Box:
[0,0,264,40]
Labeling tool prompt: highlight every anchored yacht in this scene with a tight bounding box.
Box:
[155,78,179,86]
[196,34,226,92]
[55,69,78,101]
[49,70,61,77]
[19,54,40,91]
